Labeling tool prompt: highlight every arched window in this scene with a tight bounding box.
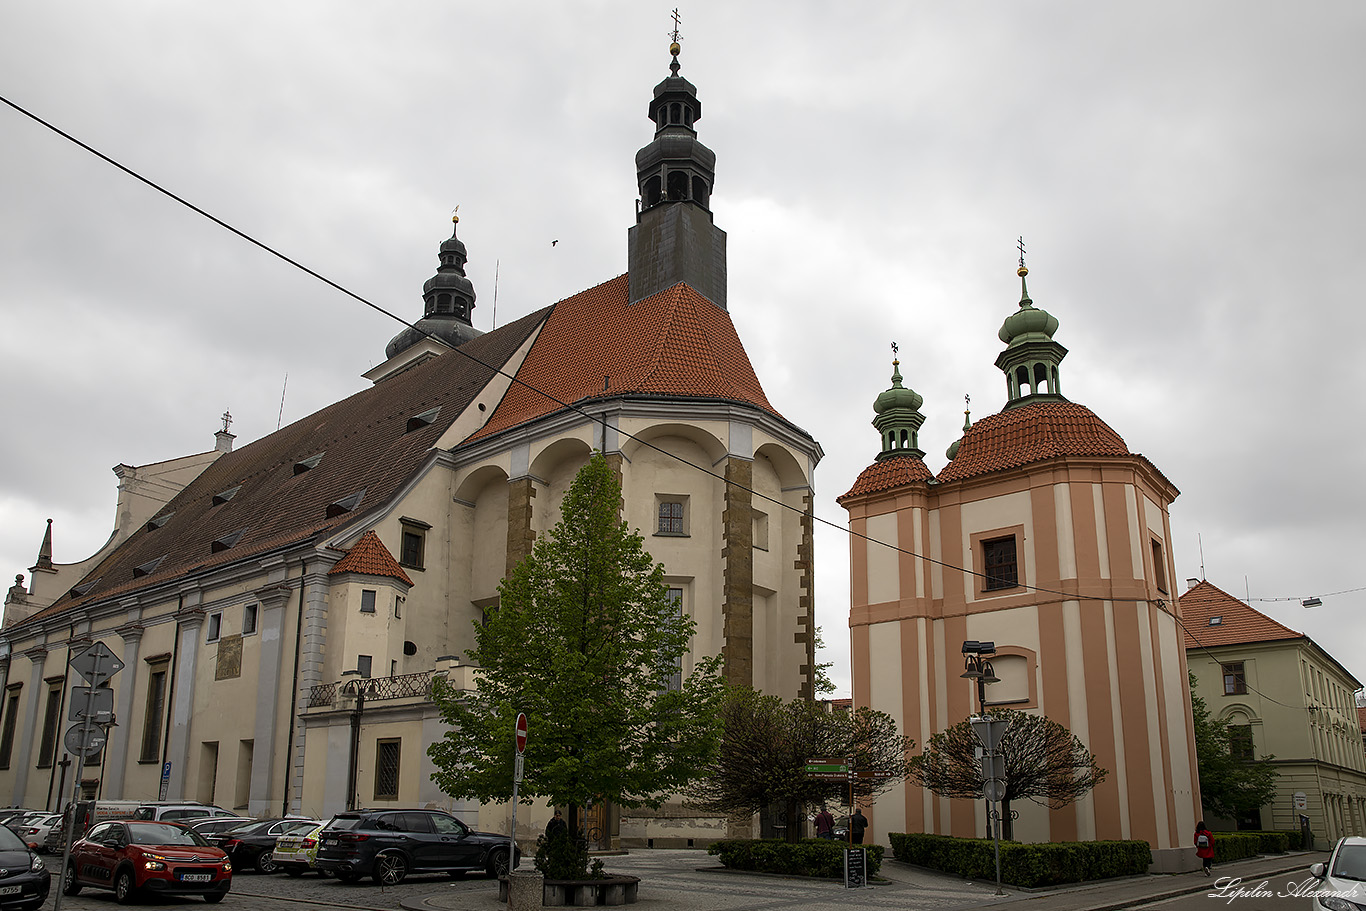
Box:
[1033,363,1049,392]
[645,175,663,206]
[436,293,452,314]
[1016,365,1031,395]
[692,176,710,208]
[670,103,680,124]
[667,171,689,200]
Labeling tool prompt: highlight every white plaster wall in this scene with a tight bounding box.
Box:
[866,513,899,606]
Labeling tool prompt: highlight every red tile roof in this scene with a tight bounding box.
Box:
[836,456,933,505]
[1179,580,1303,650]
[1357,705,1366,734]
[937,401,1135,483]
[21,308,547,625]
[328,530,413,585]
[469,276,777,441]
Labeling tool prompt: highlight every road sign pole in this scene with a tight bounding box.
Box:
[55,650,101,911]
[508,713,527,876]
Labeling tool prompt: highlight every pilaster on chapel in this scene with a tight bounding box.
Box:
[721,458,754,688]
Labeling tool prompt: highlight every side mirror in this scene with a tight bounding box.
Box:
[1310,863,1326,879]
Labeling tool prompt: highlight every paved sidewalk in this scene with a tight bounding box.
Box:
[396,848,1330,911]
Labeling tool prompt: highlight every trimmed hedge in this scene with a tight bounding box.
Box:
[888,833,1152,888]
[707,839,884,879]
[1235,831,1292,854]
[1211,832,1262,863]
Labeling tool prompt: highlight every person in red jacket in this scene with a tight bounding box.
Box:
[1194,821,1214,875]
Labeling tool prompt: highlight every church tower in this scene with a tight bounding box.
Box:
[627,39,727,310]
[384,215,484,363]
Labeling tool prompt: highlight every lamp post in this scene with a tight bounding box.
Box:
[963,640,1006,895]
[961,640,1000,838]
[341,670,376,811]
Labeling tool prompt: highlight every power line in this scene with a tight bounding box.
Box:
[0,91,1337,618]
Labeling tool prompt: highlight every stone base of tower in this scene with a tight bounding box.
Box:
[1149,845,1200,874]
[628,202,727,310]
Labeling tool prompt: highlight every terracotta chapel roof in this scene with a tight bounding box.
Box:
[22,308,547,625]
[328,530,413,585]
[836,455,934,504]
[1357,705,1366,734]
[469,275,777,442]
[1178,580,1304,650]
[936,401,1137,484]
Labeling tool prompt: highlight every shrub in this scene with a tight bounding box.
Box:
[707,839,884,879]
[887,833,1151,888]
[1211,832,1261,864]
[1235,831,1291,854]
[533,834,605,880]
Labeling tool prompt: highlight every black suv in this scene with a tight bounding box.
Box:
[314,809,518,885]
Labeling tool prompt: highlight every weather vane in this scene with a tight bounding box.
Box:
[451,204,460,224]
[891,341,899,361]
[221,410,233,434]
[1017,236,1027,269]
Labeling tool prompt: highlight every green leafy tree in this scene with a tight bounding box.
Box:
[1190,672,1279,821]
[812,627,837,696]
[686,688,913,842]
[429,454,726,871]
[909,710,1106,840]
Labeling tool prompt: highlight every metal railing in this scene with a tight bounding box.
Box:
[306,670,436,709]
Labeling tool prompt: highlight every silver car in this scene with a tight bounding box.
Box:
[1309,836,1366,911]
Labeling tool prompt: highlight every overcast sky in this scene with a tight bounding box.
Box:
[2,2,1363,699]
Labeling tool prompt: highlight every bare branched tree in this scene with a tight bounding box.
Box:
[909,710,1106,840]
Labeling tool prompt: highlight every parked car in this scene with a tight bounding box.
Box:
[0,822,50,910]
[211,818,317,874]
[1310,836,1366,911]
[315,809,518,885]
[62,820,231,904]
[13,814,61,852]
[189,816,253,837]
[271,822,329,877]
[0,810,40,830]
[130,804,238,823]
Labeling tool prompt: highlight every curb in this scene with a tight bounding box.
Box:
[1078,859,1322,911]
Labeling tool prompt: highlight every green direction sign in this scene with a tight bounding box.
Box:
[805,757,850,780]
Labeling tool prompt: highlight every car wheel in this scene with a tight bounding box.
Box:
[284,866,304,877]
[333,869,358,883]
[62,862,82,895]
[115,867,137,904]
[204,892,225,904]
[485,847,511,878]
[374,851,408,886]
[255,850,277,874]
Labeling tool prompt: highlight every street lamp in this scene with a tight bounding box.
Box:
[960,640,1000,714]
[341,670,378,811]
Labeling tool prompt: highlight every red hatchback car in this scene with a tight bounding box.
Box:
[63,819,232,904]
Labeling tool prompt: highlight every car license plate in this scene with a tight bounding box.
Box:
[322,838,337,845]
[0,886,20,895]
[179,873,212,882]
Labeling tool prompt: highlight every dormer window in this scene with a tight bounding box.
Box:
[212,485,241,506]
[71,577,101,597]
[406,407,440,433]
[293,453,324,476]
[146,513,173,531]
[327,488,366,518]
[1209,616,1223,626]
[133,556,167,578]
[211,528,247,553]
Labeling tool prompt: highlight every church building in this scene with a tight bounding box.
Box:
[838,260,1200,871]
[0,41,822,848]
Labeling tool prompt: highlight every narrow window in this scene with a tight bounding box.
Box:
[393,596,402,619]
[982,537,1019,591]
[400,530,425,569]
[0,687,22,769]
[1230,725,1255,761]
[243,604,258,635]
[141,666,168,762]
[37,684,62,768]
[206,613,222,642]
[360,590,377,614]
[374,739,401,801]
[1222,662,1247,695]
[1151,539,1168,594]
[661,588,684,692]
[657,499,686,535]
[357,655,373,678]
[752,511,769,552]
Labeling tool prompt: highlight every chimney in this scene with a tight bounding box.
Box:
[215,430,235,454]
[1186,578,1200,591]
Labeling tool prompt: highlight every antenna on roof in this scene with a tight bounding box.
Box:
[277,373,288,430]
[1198,533,1205,581]
[492,258,500,329]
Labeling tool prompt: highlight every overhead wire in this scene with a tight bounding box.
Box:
[2,91,1351,624]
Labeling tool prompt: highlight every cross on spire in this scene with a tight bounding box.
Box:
[891,340,899,360]
[1017,236,1027,269]
[670,8,682,44]
[221,410,233,434]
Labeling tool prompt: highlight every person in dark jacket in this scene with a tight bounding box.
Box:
[1194,821,1214,875]
[850,808,868,845]
[546,809,568,841]
[814,806,835,839]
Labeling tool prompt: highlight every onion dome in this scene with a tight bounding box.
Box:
[385,216,484,359]
[945,396,972,461]
[871,355,927,461]
[993,260,1069,410]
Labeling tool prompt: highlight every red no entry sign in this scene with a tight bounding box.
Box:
[515,713,528,754]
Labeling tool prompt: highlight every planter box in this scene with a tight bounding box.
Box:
[500,875,641,906]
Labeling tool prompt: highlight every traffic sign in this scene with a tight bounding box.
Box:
[805,757,849,780]
[984,779,1006,802]
[69,686,114,721]
[69,642,124,686]
[970,716,1010,753]
[63,724,105,759]
[514,753,525,783]
[515,713,528,754]
[981,753,1004,782]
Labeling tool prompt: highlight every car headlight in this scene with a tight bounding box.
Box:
[144,861,167,871]
[30,855,44,873]
[223,862,232,873]
[1319,897,1366,911]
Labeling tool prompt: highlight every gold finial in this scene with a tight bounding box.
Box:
[451,205,460,225]
[1016,235,1028,277]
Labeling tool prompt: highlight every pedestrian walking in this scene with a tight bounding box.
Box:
[546,808,568,841]
[850,808,868,845]
[814,805,835,839]
[1194,821,1214,875]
